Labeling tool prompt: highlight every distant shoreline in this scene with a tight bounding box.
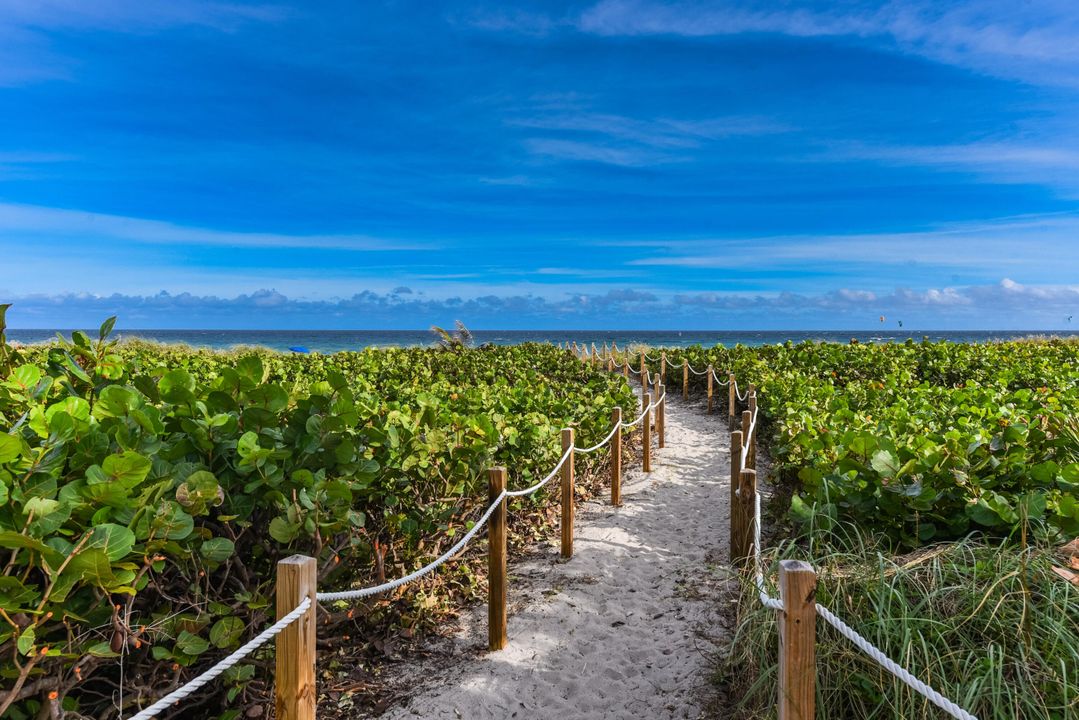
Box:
[6,328,1077,354]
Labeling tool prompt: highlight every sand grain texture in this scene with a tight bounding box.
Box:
[379,399,733,719]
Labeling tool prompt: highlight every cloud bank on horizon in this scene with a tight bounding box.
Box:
[0,0,1077,329]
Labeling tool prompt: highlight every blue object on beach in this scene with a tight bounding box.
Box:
[288,346,310,353]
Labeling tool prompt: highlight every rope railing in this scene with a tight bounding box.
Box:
[129,597,312,720]
[605,345,980,720]
[127,348,668,718]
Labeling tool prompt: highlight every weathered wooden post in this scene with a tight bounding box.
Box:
[275,556,317,720]
[487,467,508,650]
[622,361,629,380]
[591,343,598,366]
[639,351,646,382]
[728,372,737,430]
[732,468,756,567]
[682,358,689,399]
[611,407,623,506]
[706,364,714,413]
[729,429,743,560]
[656,383,666,448]
[561,428,575,559]
[642,392,652,473]
[608,356,615,372]
[660,352,667,385]
[778,561,817,720]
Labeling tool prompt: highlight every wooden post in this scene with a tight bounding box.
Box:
[728,373,737,431]
[275,555,317,720]
[642,393,652,473]
[608,356,615,372]
[706,364,714,413]
[611,407,623,506]
[656,383,665,449]
[487,467,507,650]
[591,343,598,366]
[639,351,646,382]
[560,428,575,559]
[660,352,667,385]
[748,393,758,470]
[729,429,743,561]
[622,361,629,380]
[778,560,817,720]
[682,359,689,399]
[732,468,756,567]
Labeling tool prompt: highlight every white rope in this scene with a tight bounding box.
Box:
[628,365,642,375]
[733,380,749,403]
[575,421,622,454]
[128,597,312,720]
[752,491,784,611]
[317,492,505,601]
[505,447,573,497]
[712,369,731,386]
[815,604,979,720]
[621,392,663,429]
[688,364,710,376]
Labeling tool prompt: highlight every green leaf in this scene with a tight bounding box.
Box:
[16,627,35,656]
[176,630,210,656]
[268,517,300,544]
[64,548,117,586]
[99,316,117,341]
[102,452,152,488]
[24,496,60,518]
[870,449,901,478]
[200,537,235,563]
[0,434,22,463]
[0,531,64,565]
[159,368,196,403]
[209,617,244,649]
[87,523,136,562]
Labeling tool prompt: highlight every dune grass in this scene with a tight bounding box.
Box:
[723,528,1079,719]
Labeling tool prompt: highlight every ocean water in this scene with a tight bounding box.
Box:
[5,329,1076,353]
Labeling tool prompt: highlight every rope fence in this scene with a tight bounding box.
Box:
[124,346,667,719]
[624,348,981,720]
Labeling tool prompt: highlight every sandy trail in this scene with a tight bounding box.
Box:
[379,397,734,720]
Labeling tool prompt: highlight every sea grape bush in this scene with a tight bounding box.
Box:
[649,339,1079,546]
[0,312,634,718]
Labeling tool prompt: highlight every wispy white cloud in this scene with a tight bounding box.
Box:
[517,111,788,166]
[525,138,673,166]
[1,0,289,33]
[623,212,1079,277]
[511,113,789,149]
[574,0,1079,88]
[821,141,1079,197]
[0,202,426,251]
[0,0,287,85]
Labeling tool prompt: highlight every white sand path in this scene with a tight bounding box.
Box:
[379,397,734,720]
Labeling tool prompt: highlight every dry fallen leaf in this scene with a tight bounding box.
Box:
[1050,566,1079,586]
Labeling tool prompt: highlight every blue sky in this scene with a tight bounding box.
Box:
[1,0,1077,329]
